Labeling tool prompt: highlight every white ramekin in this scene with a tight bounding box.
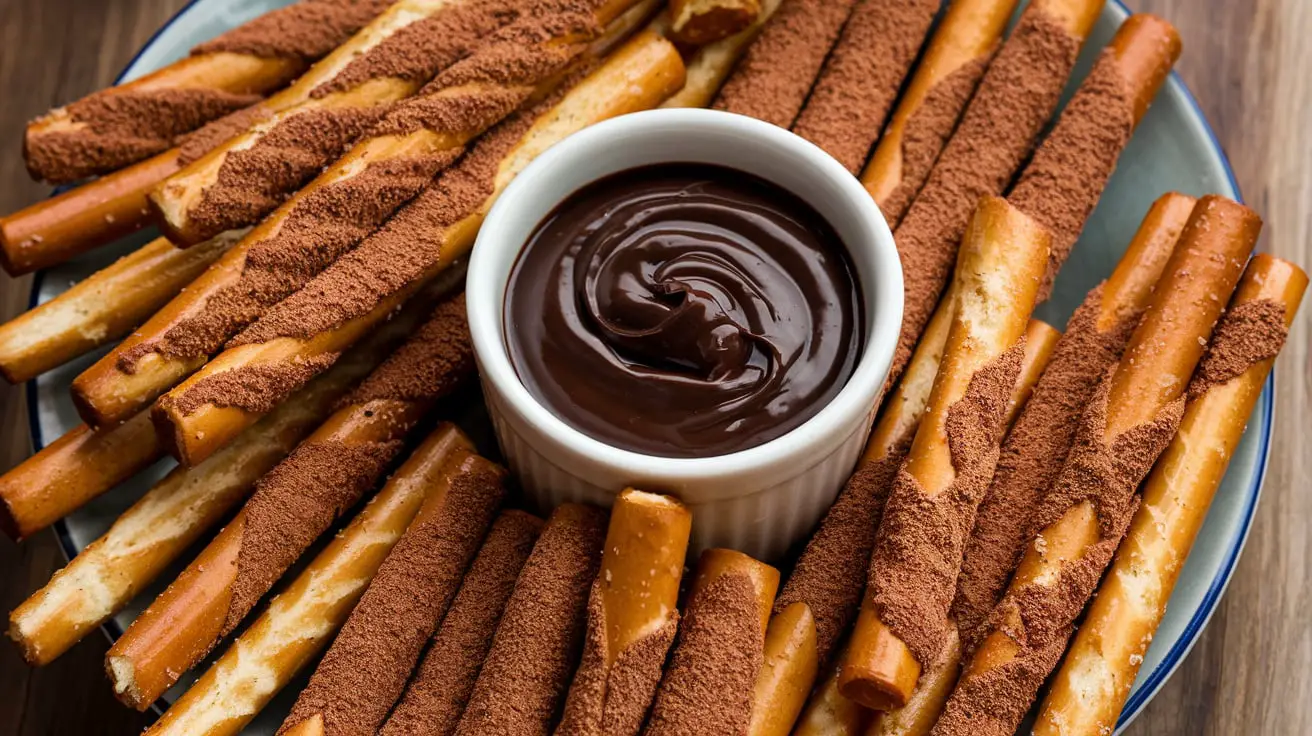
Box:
[467,108,902,559]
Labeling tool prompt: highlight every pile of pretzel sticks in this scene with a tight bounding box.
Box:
[0,1,1305,735]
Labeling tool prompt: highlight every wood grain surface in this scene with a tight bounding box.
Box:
[0,1,1308,734]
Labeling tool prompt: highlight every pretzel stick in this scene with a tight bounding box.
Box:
[140,32,683,445]
[1008,13,1182,296]
[558,489,692,736]
[454,503,608,736]
[106,298,474,709]
[669,0,761,45]
[1034,254,1307,736]
[379,510,544,736]
[786,317,1060,736]
[278,450,506,736]
[951,192,1194,652]
[791,0,940,173]
[747,602,819,736]
[659,0,782,109]
[884,0,1102,391]
[839,197,1049,711]
[6,294,438,665]
[862,0,1020,226]
[0,233,239,383]
[0,410,161,541]
[935,195,1260,736]
[140,428,476,736]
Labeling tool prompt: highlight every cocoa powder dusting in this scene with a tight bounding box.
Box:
[279,456,507,736]
[933,375,1185,736]
[870,344,1024,667]
[454,504,607,736]
[221,438,404,635]
[889,7,1080,387]
[713,0,859,128]
[1188,299,1288,397]
[951,287,1138,648]
[792,0,940,173]
[25,89,259,183]
[1009,49,1138,297]
[878,54,992,227]
[557,587,680,736]
[157,353,338,417]
[232,73,578,345]
[380,511,544,736]
[344,297,474,405]
[176,105,274,166]
[184,105,385,238]
[645,573,763,736]
[773,450,905,664]
[194,0,394,62]
[312,0,524,98]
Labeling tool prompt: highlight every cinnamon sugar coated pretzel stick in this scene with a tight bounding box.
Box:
[106,299,474,708]
[0,410,161,541]
[143,33,683,439]
[454,503,608,736]
[1035,255,1306,736]
[884,0,1102,391]
[379,510,543,736]
[935,195,1260,736]
[862,0,1020,226]
[669,0,761,45]
[659,0,782,109]
[713,0,858,128]
[141,428,475,736]
[23,0,393,183]
[7,301,433,665]
[646,549,780,736]
[840,196,1050,710]
[277,451,507,736]
[149,0,529,245]
[951,192,1193,653]
[558,490,692,736]
[791,0,940,174]
[0,233,239,383]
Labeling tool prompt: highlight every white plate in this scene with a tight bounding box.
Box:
[27,0,1269,732]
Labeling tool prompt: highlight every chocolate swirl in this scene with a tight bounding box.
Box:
[505,163,864,458]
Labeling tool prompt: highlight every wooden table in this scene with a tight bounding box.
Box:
[1,1,1308,733]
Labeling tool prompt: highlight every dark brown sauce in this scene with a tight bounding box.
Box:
[504,163,864,458]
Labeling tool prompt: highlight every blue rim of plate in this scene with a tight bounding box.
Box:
[23,0,1272,729]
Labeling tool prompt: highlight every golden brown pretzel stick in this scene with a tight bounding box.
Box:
[934,195,1260,736]
[1009,13,1182,297]
[559,490,692,736]
[791,0,941,174]
[106,298,474,709]
[645,549,780,736]
[277,451,507,736]
[884,0,1102,392]
[839,197,1049,711]
[454,503,608,736]
[0,410,161,541]
[659,0,782,109]
[71,18,669,432]
[712,0,859,128]
[23,0,393,184]
[951,192,1194,651]
[150,0,530,245]
[141,33,683,443]
[140,429,477,736]
[1034,255,1307,736]
[6,293,440,665]
[785,318,1060,736]
[748,602,819,736]
[669,0,761,45]
[379,510,544,736]
[0,233,239,383]
[861,0,1020,226]
[0,152,184,276]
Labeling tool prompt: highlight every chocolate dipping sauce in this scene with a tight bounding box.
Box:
[504,163,864,458]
